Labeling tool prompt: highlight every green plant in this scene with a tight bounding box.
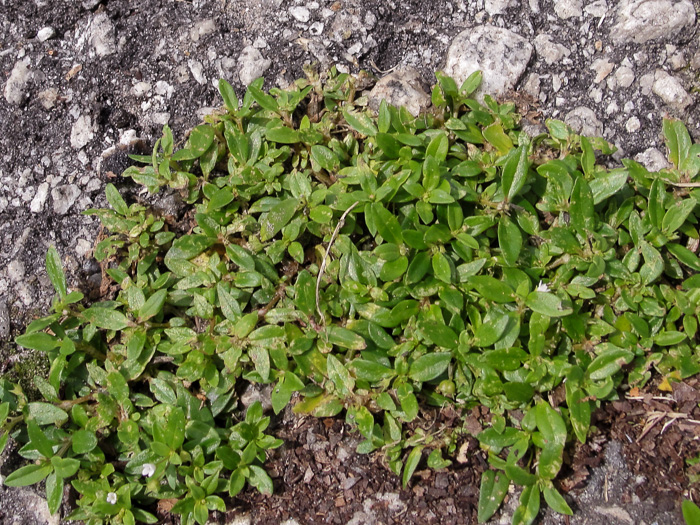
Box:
[1,68,699,524]
[684,499,700,525]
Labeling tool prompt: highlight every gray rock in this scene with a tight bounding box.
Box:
[240,383,273,413]
[444,25,533,99]
[87,12,116,57]
[238,45,271,86]
[289,6,311,23]
[188,59,207,85]
[565,106,604,137]
[0,300,9,341]
[611,0,696,44]
[190,19,216,42]
[534,34,570,65]
[485,0,516,15]
[590,58,614,84]
[3,59,31,105]
[652,69,693,111]
[611,64,635,90]
[584,0,608,17]
[554,0,583,18]
[36,26,55,42]
[367,67,431,117]
[51,184,81,215]
[635,147,671,171]
[7,260,24,282]
[30,182,49,213]
[70,115,95,149]
[82,0,102,8]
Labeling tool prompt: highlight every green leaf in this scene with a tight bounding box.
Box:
[248,465,274,495]
[589,169,628,204]
[473,314,510,348]
[483,123,512,155]
[325,326,367,350]
[569,176,595,236]
[536,401,567,447]
[525,292,573,317]
[166,407,186,450]
[477,470,509,523]
[27,402,68,425]
[311,145,339,171]
[432,252,452,283]
[4,463,53,487]
[662,198,696,235]
[408,352,452,382]
[342,109,377,137]
[15,332,60,352]
[402,446,423,488]
[663,117,691,170]
[498,216,522,266]
[469,275,514,304]
[46,246,67,301]
[586,344,634,381]
[27,419,54,458]
[326,354,355,397]
[647,179,665,230]
[139,289,167,321]
[50,456,80,478]
[46,471,63,515]
[249,85,279,113]
[683,500,700,525]
[72,429,98,454]
[372,203,403,245]
[218,78,239,112]
[260,198,299,242]
[266,125,301,144]
[512,485,540,525]
[188,125,215,157]
[565,374,590,443]
[542,484,572,516]
[502,145,530,202]
[640,241,663,285]
[460,70,483,95]
[105,183,129,216]
[351,359,396,382]
[82,307,129,330]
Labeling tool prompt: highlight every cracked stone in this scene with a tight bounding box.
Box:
[611,0,696,44]
[444,25,532,99]
[238,45,271,86]
[368,67,431,117]
[652,69,692,111]
[4,59,31,105]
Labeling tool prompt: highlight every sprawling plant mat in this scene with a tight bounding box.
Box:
[2,69,699,525]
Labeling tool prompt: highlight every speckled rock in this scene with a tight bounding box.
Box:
[565,106,604,137]
[652,69,693,111]
[238,45,272,86]
[367,67,431,117]
[3,59,31,106]
[444,25,533,99]
[611,0,696,44]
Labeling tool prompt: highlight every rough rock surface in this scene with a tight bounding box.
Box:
[0,0,699,523]
[367,67,431,116]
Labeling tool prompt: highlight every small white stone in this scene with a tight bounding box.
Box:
[188,59,206,85]
[37,27,55,42]
[534,34,571,65]
[7,260,25,282]
[652,69,692,110]
[130,81,151,97]
[75,238,93,257]
[190,19,216,42]
[635,147,670,171]
[584,0,607,17]
[253,37,268,49]
[554,0,583,18]
[614,65,635,89]
[238,46,272,86]
[38,88,58,109]
[3,59,31,105]
[154,80,173,97]
[30,182,49,213]
[591,58,614,83]
[51,184,81,215]
[70,115,95,149]
[565,106,604,137]
[289,6,311,23]
[309,22,324,35]
[625,116,641,132]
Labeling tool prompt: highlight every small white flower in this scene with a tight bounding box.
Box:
[106,492,118,505]
[141,463,156,478]
[536,281,550,293]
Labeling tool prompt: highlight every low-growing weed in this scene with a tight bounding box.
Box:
[1,68,700,524]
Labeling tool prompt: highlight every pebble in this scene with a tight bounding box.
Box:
[289,6,311,23]
[70,115,95,149]
[7,260,25,282]
[51,184,81,215]
[131,81,151,96]
[584,0,608,17]
[625,116,641,133]
[591,58,614,83]
[652,70,692,111]
[534,34,570,65]
[444,25,532,99]
[30,182,49,212]
[3,59,31,105]
[554,0,582,18]
[88,12,116,56]
[565,106,604,137]
[367,67,431,117]
[190,19,216,42]
[188,59,206,85]
[36,27,55,42]
[238,46,271,86]
[38,88,58,109]
[611,0,696,44]
[485,0,515,15]
[635,147,670,171]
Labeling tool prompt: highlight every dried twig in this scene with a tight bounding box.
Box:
[315,201,360,324]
